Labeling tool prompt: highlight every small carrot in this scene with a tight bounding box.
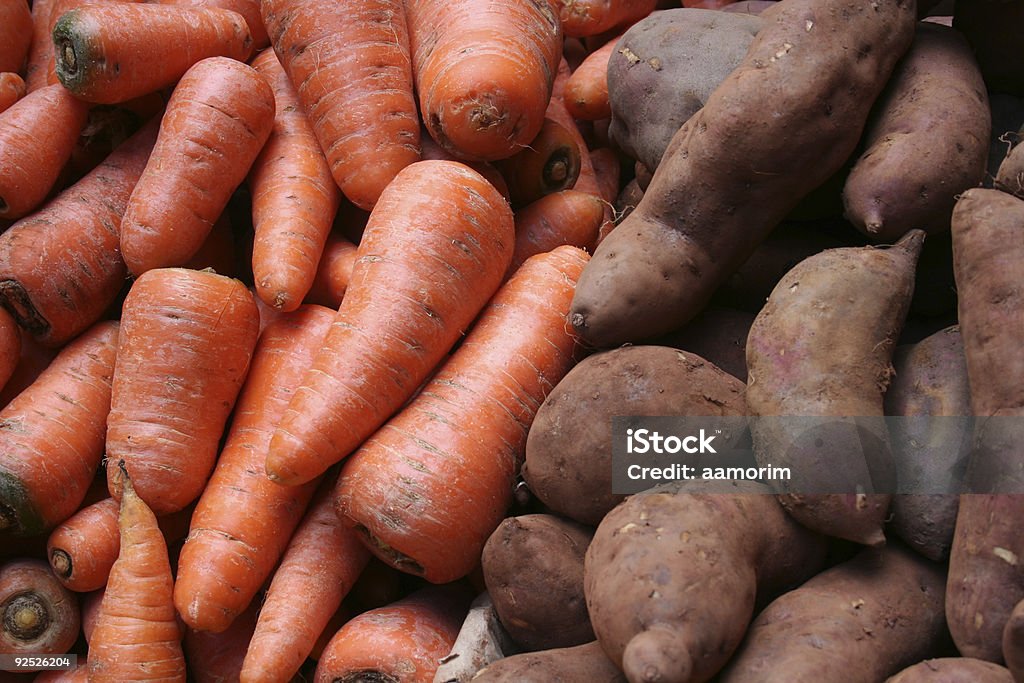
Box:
[0,308,19,395]
[590,146,622,243]
[0,321,118,537]
[119,57,273,276]
[265,160,514,486]
[46,498,117,593]
[0,73,25,115]
[261,0,421,210]
[183,600,259,683]
[239,476,372,683]
[173,305,333,634]
[248,48,341,312]
[407,0,562,161]
[0,0,32,74]
[313,585,471,683]
[557,0,657,38]
[564,33,621,120]
[336,246,589,583]
[0,330,57,410]
[302,232,358,310]
[494,118,582,207]
[52,3,252,103]
[0,117,158,347]
[0,84,90,220]
[0,559,79,659]
[155,0,268,49]
[88,467,186,682]
[511,190,605,271]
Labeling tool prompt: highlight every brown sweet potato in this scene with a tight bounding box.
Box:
[470,641,625,682]
[886,658,1013,683]
[994,126,1024,199]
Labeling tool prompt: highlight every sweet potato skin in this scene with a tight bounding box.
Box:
[885,658,1013,683]
[471,641,626,682]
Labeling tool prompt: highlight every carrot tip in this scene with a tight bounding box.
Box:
[2,593,49,641]
[50,549,73,579]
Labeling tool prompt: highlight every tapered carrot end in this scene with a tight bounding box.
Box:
[265,429,328,487]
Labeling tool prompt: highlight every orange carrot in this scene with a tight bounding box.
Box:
[0,117,158,347]
[0,84,90,220]
[419,133,511,202]
[119,57,273,276]
[80,587,102,643]
[302,232,358,310]
[261,0,420,210]
[564,33,621,120]
[248,48,341,312]
[105,268,259,515]
[23,0,58,92]
[239,476,372,683]
[155,0,267,49]
[552,55,572,100]
[558,0,657,37]
[0,73,25,115]
[265,160,515,486]
[313,585,470,683]
[88,467,186,682]
[0,330,57,410]
[0,0,32,74]
[0,308,19,395]
[173,305,333,633]
[494,117,582,207]
[0,321,118,537]
[183,600,259,683]
[52,4,252,103]
[336,245,589,583]
[590,147,622,204]
[0,559,79,661]
[407,0,562,161]
[511,190,605,271]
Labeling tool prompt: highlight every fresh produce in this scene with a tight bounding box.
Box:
[0,72,25,114]
[183,600,259,683]
[510,189,604,271]
[471,641,626,682]
[886,658,1013,683]
[557,0,657,38]
[494,118,582,207]
[0,0,32,74]
[563,33,620,121]
[995,131,1024,198]
[0,558,79,658]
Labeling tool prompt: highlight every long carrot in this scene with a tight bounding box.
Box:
[265,160,515,486]
[407,0,562,161]
[260,0,420,211]
[248,48,341,312]
[313,585,470,683]
[557,0,657,37]
[173,305,333,634]
[0,0,32,74]
[564,33,621,120]
[0,117,158,348]
[0,308,19,395]
[239,476,372,683]
[183,600,259,683]
[302,232,358,310]
[52,3,252,103]
[105,268,259,515]
[119,57,273,276]
[0,559,79,659]
[155,0,268,49]
[511,190,604,271]
[0,321,118,537]
[494,117,582,207]
[0,73,25,115]
[88,467,186,682]
[0,84,90,220]
[336,245,589,583]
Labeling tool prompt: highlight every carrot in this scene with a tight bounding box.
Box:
[0,308,19,395]
[80,587,102,643]
[261,0,420,210]
[46,498,117,593]
[419,133,511,202]
[23,0,58,92]
[308,603,356,663]
[105,268,259,515]
[0,117,158,348]
[239,476,372,683]
[510,190,605,271]
[590,147,622,204]
[557,0,657,38]
[154,0,268,49]
[564,33,621,120]
[336,245,589,583]
[265,160,515,486]
[0,321,118,537]
[0,0,32,74]
[173,305,333,634]
[494,118,582,207]
[552,55,572,101]
[52,3,252,103]
[302,232,358,310]
[183,600,259,683]
[0,330,57,410]
[0,559,79,660]
[0,84,90,220]
[119,57,273,276]
[88,467,186,682]
[0,73,25,115]
[407,0,562,162]
[248,48,341,312]
[313,585,470,683]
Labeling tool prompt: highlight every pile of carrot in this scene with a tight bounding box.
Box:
[0,0,635,678]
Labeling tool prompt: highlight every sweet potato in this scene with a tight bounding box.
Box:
[994,125,1024,199]
[886,658,1013,683]
[842,22,990,242]
[522,346,745,526]
[585,480,827,683]
[570,0,917,347]
[470,641,625,682]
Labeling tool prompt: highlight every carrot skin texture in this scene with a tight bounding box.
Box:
[558,0,657,38]
[0,0,32,74]
[249,48,342,312]
[511,190,605,272]
[564,34,620,120]
[155,0,268,49]
[266,160,515,486]
[420,132,512,202]
[88,474,186,683]
[0,308,19,393]
[119,57,273,276]
[52,4,253,103]
[0,118,157,348]
[239,478,372,683]
[46,497,119,593]
[0,321,118,537]
[0,73,26,115]
[105,268,260,515]
[0,84,90,220]
[24,0,58,92]
[408,0,562,162]
[0,559,80,659]
[261,0,420,210]
[173,305,334,633]
[337,246,589,583]
[302,232,357,310]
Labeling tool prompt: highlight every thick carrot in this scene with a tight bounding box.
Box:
[564,33,620,120]
[239,476,372,683]
[155,0,267,49]
[52,4,252,103]
[88,468,186,682]
[302,232,358,310]
[0,73,25,115]
[494,118,582,207]
[0,118,158,347]
[119,57,273,276]
[407,0,562,161]
[313,585,470,683]
[260,0,420,211]
[173,305,333,633]
[336,245,589,583]
[0,84,90,220]
[558,0,657,38]
[511,190,604,271]
[0,321,118,537]
[0,308,19,395]
[0,330,56,410]
[105,268,259,515]
[0,0,32,74]
[0,559,79,659]
[248,48,341,312]
[183,600,259,683]
[265,160,515,486]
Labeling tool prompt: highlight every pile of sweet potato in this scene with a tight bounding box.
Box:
[0,0,1023,681]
